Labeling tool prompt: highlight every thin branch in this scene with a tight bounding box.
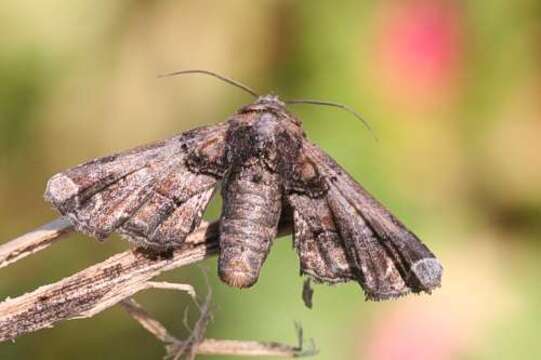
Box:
[169,284,214,360]
[121,298,179,344]
[0,217,73,269]
[144,282,196,299]
[181,338,312,358]
[0,218,292,343]
[122,298,314,358]
[0,220,217,342]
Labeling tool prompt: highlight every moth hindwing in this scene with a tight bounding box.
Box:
[45,94,442,300]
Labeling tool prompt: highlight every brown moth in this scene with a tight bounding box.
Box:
[44,72,442,300]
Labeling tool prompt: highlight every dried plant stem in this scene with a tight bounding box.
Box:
[143,281,197,299]
[0,218,292,344]
[0,220,218,342]
[0,217,73,269]
[121,298,179,344]
[193,339,309,357]
[121,299,311,358]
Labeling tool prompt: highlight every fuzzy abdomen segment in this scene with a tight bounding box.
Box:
[219,162,282,288]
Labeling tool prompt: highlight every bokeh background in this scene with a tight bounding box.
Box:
[1,1,540,359]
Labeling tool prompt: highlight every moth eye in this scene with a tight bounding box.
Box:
[252,174,262,183]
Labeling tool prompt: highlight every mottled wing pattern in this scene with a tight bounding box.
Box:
[288,193,355,284]
[299,141,443,300]
[45,123,228,250]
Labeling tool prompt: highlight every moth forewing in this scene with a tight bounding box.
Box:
[45,124,228,249]
[300,141,443,296]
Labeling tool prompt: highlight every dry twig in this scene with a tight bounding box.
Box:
[0,217,73,269]
[167,275,214,360]
[0,220,219,341]
[0,217,294,355]
[121,297,316,358]
[121,298,179,344]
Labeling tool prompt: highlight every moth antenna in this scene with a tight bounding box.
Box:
[285,99,378,141]
[158,69,259,98]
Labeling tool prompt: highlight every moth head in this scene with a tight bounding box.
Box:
[255,94,286,107]
[256,94,283,104]
[239,94,288,114]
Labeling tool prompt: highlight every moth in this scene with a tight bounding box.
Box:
[44,70,442,300]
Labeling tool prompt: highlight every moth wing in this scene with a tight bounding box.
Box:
[301,141,443,300]
[45,123,228,249]
[288,193,356,284]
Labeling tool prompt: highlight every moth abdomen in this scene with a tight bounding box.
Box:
[219,163,281,288]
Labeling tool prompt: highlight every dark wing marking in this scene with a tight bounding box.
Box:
[288,193,356,284]
[45,123,228,250]
[327,185,411,299]
[117,165,217,249]
[302,141,443,300]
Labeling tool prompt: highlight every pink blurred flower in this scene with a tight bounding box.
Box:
[355,239,519,360]
[363,308,459,360]
[372,0,464,111]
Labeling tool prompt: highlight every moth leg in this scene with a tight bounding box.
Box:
[218,162,282,288]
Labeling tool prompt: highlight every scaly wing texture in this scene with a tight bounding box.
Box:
[44,123,228,250]
[301,141,443,300]
[288,193,356,283]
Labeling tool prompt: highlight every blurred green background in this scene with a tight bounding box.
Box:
[1,1,540,359]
